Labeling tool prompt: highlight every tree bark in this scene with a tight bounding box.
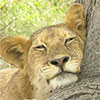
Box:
[47,0,100,99]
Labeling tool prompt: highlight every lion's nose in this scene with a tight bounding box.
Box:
[50,56,69,67]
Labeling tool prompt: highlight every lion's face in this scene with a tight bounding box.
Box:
[26,24,85,89]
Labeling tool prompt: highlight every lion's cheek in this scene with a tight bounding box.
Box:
[64,60,81,73]
[44,67,59,79]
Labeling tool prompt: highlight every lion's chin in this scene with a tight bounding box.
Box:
[49,72,78,89]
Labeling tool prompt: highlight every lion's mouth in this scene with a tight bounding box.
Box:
[53,71,77,78]
[60,71,76,75]
[48,71,78,82]
[47,71,78,89]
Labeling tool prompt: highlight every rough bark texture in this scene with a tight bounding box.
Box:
[47,0,100,99]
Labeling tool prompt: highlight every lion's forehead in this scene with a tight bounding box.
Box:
[39,27,74,39]
[32,26,76,46]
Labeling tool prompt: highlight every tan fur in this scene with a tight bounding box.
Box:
[0,3,86,100]
[0,68,18,95]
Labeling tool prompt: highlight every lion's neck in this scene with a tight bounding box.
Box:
[15,70,34,99]
[31,77,54,100]
[10,70,54,100]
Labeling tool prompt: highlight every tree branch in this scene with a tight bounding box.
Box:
[47,77,100,100]
[0,19,16,32]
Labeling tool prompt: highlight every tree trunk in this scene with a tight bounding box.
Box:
[47,0,100,99]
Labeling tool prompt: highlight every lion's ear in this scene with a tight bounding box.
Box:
[66,3,86,38]
[0,36,31,69]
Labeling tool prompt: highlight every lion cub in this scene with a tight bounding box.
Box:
[0,3,86,100]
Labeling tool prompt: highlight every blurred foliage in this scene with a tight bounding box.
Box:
[0,0,74,38]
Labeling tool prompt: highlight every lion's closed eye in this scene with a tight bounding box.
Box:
[34,45,47,51]
[65,37,75,44]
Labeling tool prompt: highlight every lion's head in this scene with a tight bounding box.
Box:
[0,3,86,100]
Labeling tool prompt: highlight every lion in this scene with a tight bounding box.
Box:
[0,3,86,100]
[0,68,18,95]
